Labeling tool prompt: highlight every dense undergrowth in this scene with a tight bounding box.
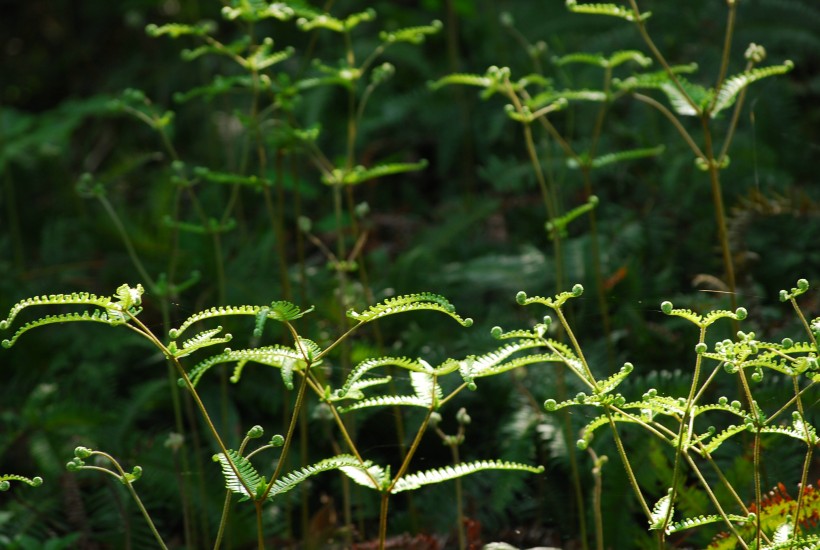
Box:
[2,1,820,549]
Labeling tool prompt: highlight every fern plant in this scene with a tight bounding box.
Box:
[490,279,820,548]
[1,284,547,549]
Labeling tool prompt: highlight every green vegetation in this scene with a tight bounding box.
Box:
[2,1,820,548]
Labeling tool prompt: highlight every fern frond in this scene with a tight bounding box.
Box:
[528,89,606,112]
[668,513,750,534]
[391,460,543,493]
[296,9,375,32]
[213,450,264,501]
[339,460,390,491]
[170,305,263,338]
[170,300,311,339]
[699,424,748,455]
[712,60,794,116]
[338,356,430,397]
[2,309,136,348]
[1,285,144,331]
[337,395,430,413]
[185,346,306,386]
[577,412,640,450]
[565,0,650,21]
[168,326,232,358]
[193,166,265,187]
[568,145,665,170]
[608,50,653,69]
[595,362,634,394]
[428,66,512,100]
[163,216,237,234]
[660,301,747,328]
[410,371,442,405]
[618,64,699,86]
[268,455,379,497]
[649,493,674,530]
[220,1,297,22]
[476,353,565,378]
[515,284,585,311]
[0,474,44,491]
[322,160,428,186]
[145,21,216,38]
[347,293,472,327]
[330,376,392,401]
[546,196,598,238]
[469,340,547,377]
[379,20,442,44]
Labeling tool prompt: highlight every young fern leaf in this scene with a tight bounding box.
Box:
[546,196,598,239]
[516,284,585,311]
[577,412,639,450]
[391,460,543,494]
[567,145,666,170]
[649,493,674,530]
[339,460,390,491]
[711,60,794,117]
[220,1,297,22]
[0,474,44,491]
[347,293,472,327]
[295,9,375,33]
[269,455,382,497]
[330,376,392,401]
[322,160,428,186]
[145,21,216,38]
[338,356,431,397]
[2,310,136,349]
[698,424,749,455]
[213,450,264,501]
[409,371,442,405]
[168,326,232,358]
[475,353,565,378]
[338,395,430,414]
[170,301,311,339]
[379,20,443,45]
[565,0,650,22]
[668,513,751,535]
[185,346,308,386]
[660,301,747,328]
[595,362,634,394]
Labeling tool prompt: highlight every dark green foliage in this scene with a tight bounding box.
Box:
[1,0,819,548]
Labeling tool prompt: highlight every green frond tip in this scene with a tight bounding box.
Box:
[780,278,810,302]
[145,21,216,38]
[380,20,442,44]
[391,460,543,494]
[515,285,584,310]
[347,293,472,327]
[711,60,794,117]
[565,0,650,22]
[0,474,44,491]
[322,160,428,186]
[546,196,598,238]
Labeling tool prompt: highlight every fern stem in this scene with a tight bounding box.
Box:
[93,451,169,550]
[701,119,739,318]
[632,93,705,160]
[713,1,738,107]
[213,491,232,550]
[662,326,707,538]
[262,359,312,501]
[96,195,155,289]
[683,453,751,550]
[626,0,700,115]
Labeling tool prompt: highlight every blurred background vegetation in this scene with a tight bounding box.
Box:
[2,0,820,548]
